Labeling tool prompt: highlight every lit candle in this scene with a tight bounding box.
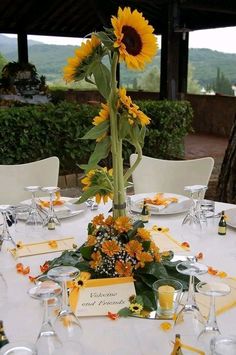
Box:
[158,285,175,310]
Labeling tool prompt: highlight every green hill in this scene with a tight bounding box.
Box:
[1,34,236,87]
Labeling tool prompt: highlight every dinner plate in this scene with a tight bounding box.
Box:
[224,208,236,228]
[19,197,85,220]
[130,192,192,215]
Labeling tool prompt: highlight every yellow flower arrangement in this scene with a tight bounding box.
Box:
[63,6,158,218]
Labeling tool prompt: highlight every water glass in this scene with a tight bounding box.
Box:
[152,279,183,318]
[0,342,36,354]
[210,335,236,354]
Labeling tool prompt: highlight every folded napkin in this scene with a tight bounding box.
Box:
[145,193,178,210]
[9,237,76,258]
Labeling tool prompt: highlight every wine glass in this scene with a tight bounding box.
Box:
[173,259,208,345]
[41,187,61,229]
[28,280,63,354]
[210,335,236,355]
[0,204,16,247]
[196,281,231,352]
[47,266,82,347]
[24,186,44,237]
[0,272,7,308]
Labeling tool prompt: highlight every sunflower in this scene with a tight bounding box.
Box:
[92,103,110,126]
[63,34,101,82]
[129,303,143,314]
[119,87,151,126]
[81,168,113,204]
[111,7,157,70]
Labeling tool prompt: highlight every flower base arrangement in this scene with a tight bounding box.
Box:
[45,7,193,314]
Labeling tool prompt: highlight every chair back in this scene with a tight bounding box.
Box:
[0,157,60,204]
[130,154,214,196]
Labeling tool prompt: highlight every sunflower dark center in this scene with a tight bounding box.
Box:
[122,26,142,56]
[77,280,84,286]
[133,306,139,310]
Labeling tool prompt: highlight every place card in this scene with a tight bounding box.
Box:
[9,237,76,258]
[70,277,136,317]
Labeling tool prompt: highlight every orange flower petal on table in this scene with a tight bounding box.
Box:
[181,241,190,249]
[40,262,49,273]
[107,311,119,320]
[196,252,203,260]
[208,266,218,275]
[22,266,30,275]
[160,322,172,331]
[16,263,24,273]
[48,240,58,249]
[29,275,37,283]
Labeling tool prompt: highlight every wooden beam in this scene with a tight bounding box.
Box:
[17,33,28,64]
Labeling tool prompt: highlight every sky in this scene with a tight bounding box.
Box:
[3,26,236,53]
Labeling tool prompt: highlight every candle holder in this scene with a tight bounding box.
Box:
[152,279,183,318]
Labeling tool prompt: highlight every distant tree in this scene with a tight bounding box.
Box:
[187,64,201,94]
[213,67,233,95]
[0,52,7,78]
[137,66,160,92]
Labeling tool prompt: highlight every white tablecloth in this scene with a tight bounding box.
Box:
[1,200,236,354]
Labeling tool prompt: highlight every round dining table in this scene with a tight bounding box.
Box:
[1,198,236,355]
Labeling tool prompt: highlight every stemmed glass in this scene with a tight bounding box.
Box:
[28,280,63,354]
[0,204,16,247]
[196,281,231,352]
[24,186,44,236]
[173,259,208,344]
[41,187,61,229]
[47,266,82,347]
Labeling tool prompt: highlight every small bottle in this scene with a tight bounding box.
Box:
[218,211,226,236]
[141,199,150,223]
[171,334,183,355]
[0,320,9,349]
[47,217,56,230]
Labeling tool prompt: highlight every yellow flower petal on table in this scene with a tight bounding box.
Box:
[111,7,157,70]
[160,322,172,331]
[48,240,58,249]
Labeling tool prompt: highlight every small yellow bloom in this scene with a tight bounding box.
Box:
[129,303,143,314]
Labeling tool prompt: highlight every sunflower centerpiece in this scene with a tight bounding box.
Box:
[64,6,157,218]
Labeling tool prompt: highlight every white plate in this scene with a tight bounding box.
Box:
[19,197,85,220]
[224,208,236,228]
[130,192,192,215]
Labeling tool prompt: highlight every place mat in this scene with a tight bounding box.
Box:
[151,229,188,253]
[196,278,236,318]
[9,237,76,258]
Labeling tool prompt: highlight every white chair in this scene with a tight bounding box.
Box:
[129,154,214,196]
[0,157,60,204]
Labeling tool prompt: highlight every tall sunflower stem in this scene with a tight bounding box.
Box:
[124,142,142,183]
[108,52,126,218]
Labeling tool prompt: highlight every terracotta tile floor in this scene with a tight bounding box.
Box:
[184,133,228,177]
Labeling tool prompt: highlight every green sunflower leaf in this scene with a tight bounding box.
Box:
[84,136,111,173]
[118,307,132,317]
[80,120,109,140]
[80,246,94,260]
[77,186,101,203]
[96,31,114,50]
[93,61,111,99]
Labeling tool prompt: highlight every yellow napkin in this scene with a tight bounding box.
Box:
[9,237,76,258]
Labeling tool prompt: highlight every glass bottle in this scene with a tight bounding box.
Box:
[0,320,9,349]
[218,211,226,235]
[141,199,150,223]
[171,334,183,355]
